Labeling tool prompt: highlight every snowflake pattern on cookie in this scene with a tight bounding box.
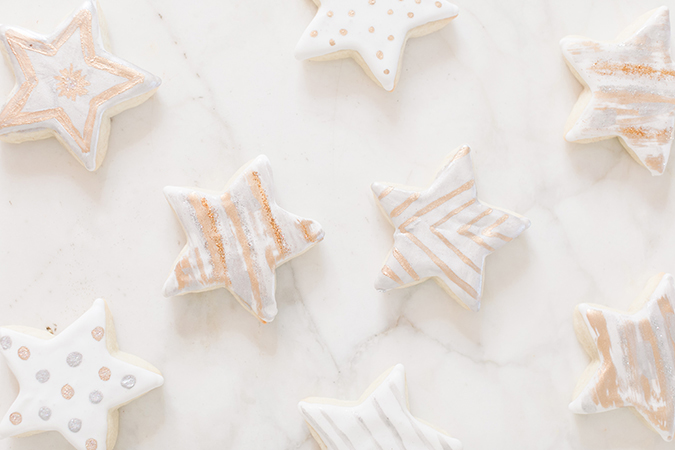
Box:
[163,155,325,323]
[561,7,675,175]
[299,364,462,449]
[0,299,164,450]
[371,146,530,311]
[0,0,161,171]
[295,0,459,91]
[570,273,675,441]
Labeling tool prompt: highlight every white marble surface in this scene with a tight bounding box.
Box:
[1,0,675,448]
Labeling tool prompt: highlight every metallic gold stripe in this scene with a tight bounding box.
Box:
[458,209,495,251]
[450,145,471,163]
[382,265,404,285]
[481,214,512,241]
[399,180,474,230]
[586,309,623,409]
[188,194,230,285]
[390,192,420,218]
[378,186,394,200]
[392,248,419,281]
[247,171,288,257]
[429,228,481,274]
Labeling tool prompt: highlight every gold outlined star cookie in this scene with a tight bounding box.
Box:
[570,273,675,441]
[0,299,164,450]
[295,0,459,91]
[163,155,325,323]
[371,146,530,311]
[561,7,675,175]
[0,0,161,171]
[298,364,462,449]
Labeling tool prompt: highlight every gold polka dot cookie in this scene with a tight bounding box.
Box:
[0,299,164,450]
[295,0,459,91]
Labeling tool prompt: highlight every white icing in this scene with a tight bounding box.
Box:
[560,7,675,176]
[371,146,530,311]
[0,0,161,171]
[0,299,164,450]
[570,273,675,441]
[163,155,325,323]
[299,364,462,450]
[295,0,459,91]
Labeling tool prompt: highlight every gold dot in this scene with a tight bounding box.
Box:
[329,39,336,46]
[408,12,414,17]
[377,51,384,59]
[387,9,394,14]
[369,0,376,4]
[61,384,74,400]
[348,10,355,16]
[17,347,30,360]
[85,439,98,450]
[91,326,104,341]
[340,29,348,35]
[99,367,111,381]
[310,30,318,37]
[416,0,421,3]
[9,413,21,425]
[327,10,333,17]
[388,35,394,41]
[435,1,442,6]
[369,26,375,33]
[384,69,390,74]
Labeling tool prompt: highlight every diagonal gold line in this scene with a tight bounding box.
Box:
[399,180,474,230]
[458,209,495,251]
[378,186,394,200]
[390,192,420,218]
[392,248,419,281]
[481,214,512,242]
[382,265,404,285]
[429,228,481,274]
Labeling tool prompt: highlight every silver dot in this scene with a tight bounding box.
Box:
[68,418,82,433]
[35,370,50,383]
[66,352,82,367]
[38,407,51,421]
[0,336,11,350]
[89,390,103,404]
[120,375,136,389]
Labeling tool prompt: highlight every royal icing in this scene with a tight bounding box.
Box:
[0,299,164,450]
[561,7,675,176]
[295,0,459,91]
[371,146,530,311]
[570,273,675,441]
[163,155,325,323]
[299,364,462,449]
[0,0,161,171]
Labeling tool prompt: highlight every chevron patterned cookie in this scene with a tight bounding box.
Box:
[561,7,675,175]
[571,273,675,441]
[299,364,462,449]
[163,155,325,323]
[371,146,530,311]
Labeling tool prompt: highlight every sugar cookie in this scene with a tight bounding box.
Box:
[163,155,325,323]
[0,299,164,450]
[299,364,462,449]
[295,0,459,91]
[561,7,675,175]
[0,0,161,171]
[371,145,530,311]
[570,273,675,441]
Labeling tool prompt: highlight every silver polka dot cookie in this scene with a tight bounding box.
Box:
[0,299,164,450]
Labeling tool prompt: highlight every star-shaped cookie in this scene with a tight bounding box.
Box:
[0,299,164,450]
[371,146,530,311]
[163,155,325,323]
[298,364,462,449]
[570,273,675,441]
[561,7,675,175]
[295,0,459,91]
[0,0,161,171]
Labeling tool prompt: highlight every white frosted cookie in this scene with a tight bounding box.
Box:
[163,155,325,324]
[295,0,459,91]
[371,146,530,311]
[570,273,675,441]
[0,299,164,450]
[299,364,462,449]
[560,7,675,176]
[0,0,161,171]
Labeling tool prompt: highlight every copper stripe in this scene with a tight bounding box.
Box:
[481,214,512,241]
[390,192,420,218]
[429,228,481,274]
[188,194,230,285]
[450,145,471,163]
[392,248,419,281]
[378,186,394,200]
[382,265,404,285]
[458,209,495,251]
[247,171,289,257]
[399,180,474,230]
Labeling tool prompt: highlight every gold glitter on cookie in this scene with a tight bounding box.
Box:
[54,63,90,101]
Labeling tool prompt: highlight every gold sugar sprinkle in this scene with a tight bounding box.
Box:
[91,326,104,341]
[384,69,390,74]
[61,384,74,400]
[348,10,355,16]
[85,439,98,450]
[377,51,384,59]
[369,26,375,33]
[435,1,442,6]
[17,346,30,360]
[329,39,336,46]
[310,30,318,37]
[388,9,394,14]
[327,11,333,17]
[369,0,376,4]
[340,29,348,35]
[99,367,111,381]
[408,12,414,17]
[388,35,394,41]
[9,413,21,425]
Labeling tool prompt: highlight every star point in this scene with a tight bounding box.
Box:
[372,146,530,311]
[163,155,325,323]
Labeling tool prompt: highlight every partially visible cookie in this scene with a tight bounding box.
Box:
[0,0,161,171]
[371,145,530,311]
[163,155,325,323]
[299,364,462,449]
[561,7,675,175]
[0,299,164,450]
[295,0,459,91]
[570,273,675,441]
